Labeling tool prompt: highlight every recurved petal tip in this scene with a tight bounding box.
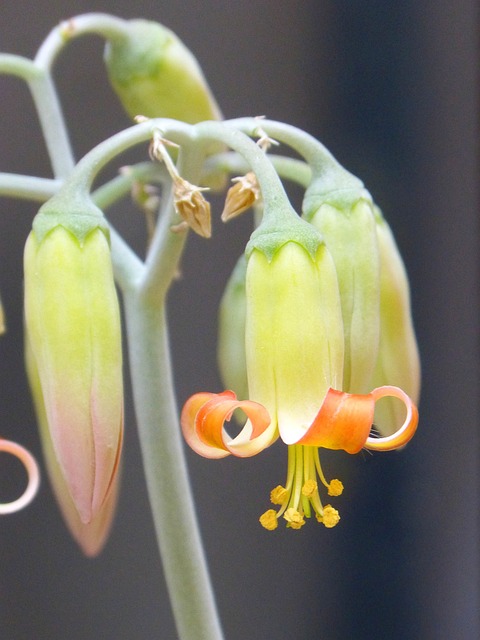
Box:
[0,438,40,515]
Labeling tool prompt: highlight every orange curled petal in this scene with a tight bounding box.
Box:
[0,438,40,514]
[297,388,375,454]
[181,392,231,459]
[366,385,418,451]
[181,391,274,459]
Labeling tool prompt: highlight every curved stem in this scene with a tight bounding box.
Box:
[124,296,224,640]
[34,13,129,71]
[228,117,369,213]
[194,121,296,226]
[52,119,193,199]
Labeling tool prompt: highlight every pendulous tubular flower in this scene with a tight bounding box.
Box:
[308,197,380,395]
[217,254,249,404]
[369,206,421,434]
[24,225,123,552]
[182,236,418,530]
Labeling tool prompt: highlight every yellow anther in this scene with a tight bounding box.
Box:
[318,505,341,528]
[270,485,288,505]
[283,508,305,530]
[259,509,278,531]
[328,479,344,497]
[302,478,318,498]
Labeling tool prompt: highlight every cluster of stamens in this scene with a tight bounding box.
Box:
[259,445,343,531]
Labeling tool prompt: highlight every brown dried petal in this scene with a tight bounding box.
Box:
[221,172,260,222]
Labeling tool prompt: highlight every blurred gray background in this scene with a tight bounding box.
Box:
[0,2,478,639]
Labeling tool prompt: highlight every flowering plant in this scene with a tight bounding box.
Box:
[0,13,419,640]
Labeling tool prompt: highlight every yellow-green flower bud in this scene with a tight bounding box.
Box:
[369,208,421,434]
[24,226,123,528]
[217,254,249,401]
[104,19,221,122]
[309,198,380,395]
[246,240,344,445]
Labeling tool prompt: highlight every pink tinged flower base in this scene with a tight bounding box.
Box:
[25,329,119,556]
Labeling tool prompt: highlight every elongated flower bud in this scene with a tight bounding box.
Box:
[309,198,380,395]
[104,19,221,122]
[369,207,421,434]
[217,254,249,402]
[24,226,123,530]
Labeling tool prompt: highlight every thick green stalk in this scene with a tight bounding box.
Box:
[124,295,224,640]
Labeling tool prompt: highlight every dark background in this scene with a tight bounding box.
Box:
[0,2,478,639]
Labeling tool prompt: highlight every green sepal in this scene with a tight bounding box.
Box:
[105,20,171,83]
[303,165,372,220]
[245,207,323,262]
[32,194,109,246]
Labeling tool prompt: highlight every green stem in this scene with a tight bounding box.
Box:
[124,296,224,640]
[0,53,73,177]
[92,162,168,211]
[0,54,40,80]
[28,73,75,177]
[204,151,312,189]
[0,173,61,201]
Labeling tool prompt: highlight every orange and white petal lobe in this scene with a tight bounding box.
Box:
[365,386,418,451]
[296,385,418,453]
[181,391,274,459]
[296,388,374,453]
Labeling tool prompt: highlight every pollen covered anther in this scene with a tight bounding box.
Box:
[319,505,341,529]
[283,508,305,530]
[259,509,278,531]
[270,485,288,505]
[302,479,317,498]
[328,479,344,497]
